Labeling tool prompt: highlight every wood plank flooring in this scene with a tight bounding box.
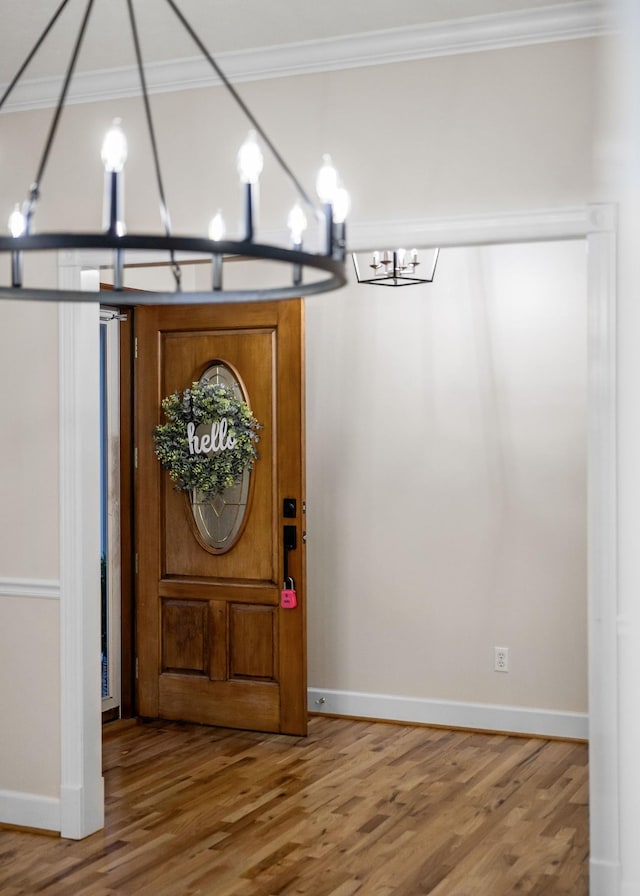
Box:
[0,716,589,895]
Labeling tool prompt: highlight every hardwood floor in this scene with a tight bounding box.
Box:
[0,716,588,895]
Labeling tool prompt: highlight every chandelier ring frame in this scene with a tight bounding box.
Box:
[0,232,346,304]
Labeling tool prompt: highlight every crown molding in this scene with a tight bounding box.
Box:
[1,2,613,113]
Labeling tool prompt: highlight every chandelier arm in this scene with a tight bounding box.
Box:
[0,0,73,112]
[126,0,181,289]
[25,0,96,222]
[163,0,318,216]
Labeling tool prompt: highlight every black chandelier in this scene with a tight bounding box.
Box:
[352,248,439,287]
[0,0,349,305]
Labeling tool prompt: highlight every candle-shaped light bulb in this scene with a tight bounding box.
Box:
[397,248,406,267]
[210,209,225,289]
[316,154,338,203]
[238,131,263,241]
[237,131,263,184]
[332,187,350,224]
[411,248,418,264]
[208,210,225,241]
[8,203,26,237]
[287,203,307,245]
[101,119,128,173]
[8,202,26,287]
[372,250,380,268]
[102,119,127,238]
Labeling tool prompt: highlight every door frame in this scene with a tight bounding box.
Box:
[56,206,618,874]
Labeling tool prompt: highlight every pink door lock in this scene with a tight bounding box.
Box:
[280,576,297,608]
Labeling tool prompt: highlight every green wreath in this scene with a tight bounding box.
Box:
[153,380,261,497]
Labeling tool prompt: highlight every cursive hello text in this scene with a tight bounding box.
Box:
[187,420,237,456]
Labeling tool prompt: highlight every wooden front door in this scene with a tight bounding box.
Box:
[134,300,306,735]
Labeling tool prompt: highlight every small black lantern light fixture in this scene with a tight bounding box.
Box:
[0,0,350,305]
[352,247,440,287]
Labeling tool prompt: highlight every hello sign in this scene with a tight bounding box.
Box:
[187,420,237,456]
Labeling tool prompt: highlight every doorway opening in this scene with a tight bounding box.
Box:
[57,209,618,875]
[100,308,122,720]
[98,297,136,722]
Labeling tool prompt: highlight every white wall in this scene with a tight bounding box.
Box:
[0,597,60,793]
[306,239,587,732]
[0,295,61,826]
[0,301,59,574]
[0,33,599,829]
[0,40,598,239]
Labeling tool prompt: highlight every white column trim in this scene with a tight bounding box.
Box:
[58,259,104,839]
[255,205,592,258]
[585,205,620,894]
[346,205,592,250]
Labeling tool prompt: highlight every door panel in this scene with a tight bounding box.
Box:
[229,604,277,679]
[135,300,306,735]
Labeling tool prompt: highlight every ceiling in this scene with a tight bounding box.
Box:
[0,0,597,86]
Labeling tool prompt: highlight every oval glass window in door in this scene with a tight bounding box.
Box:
[190,361,253,553]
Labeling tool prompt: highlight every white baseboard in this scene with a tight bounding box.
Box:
[308,688,588,740]
[590,859,621,896]
[0,789,61,832]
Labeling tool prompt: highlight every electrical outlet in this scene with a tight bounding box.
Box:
[494,646,509,672]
